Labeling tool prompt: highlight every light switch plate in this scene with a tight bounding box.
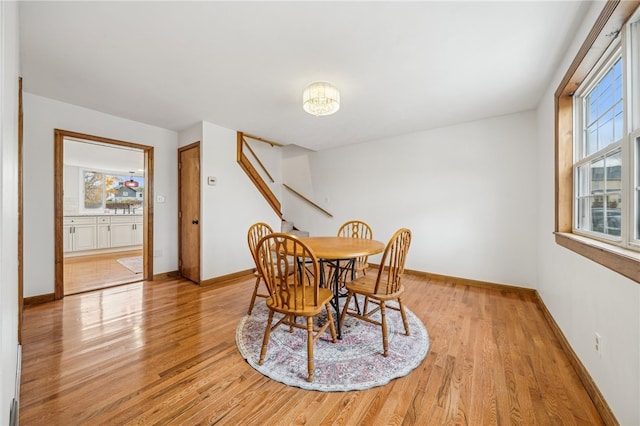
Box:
[208,176,217,186]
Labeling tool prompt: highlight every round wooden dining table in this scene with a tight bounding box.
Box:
[299,236,385,338]
[299,236,385,261]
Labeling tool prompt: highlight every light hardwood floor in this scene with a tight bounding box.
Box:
[63,249,143,295]
[20,272,604,425]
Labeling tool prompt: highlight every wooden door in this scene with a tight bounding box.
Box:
[178,143,201,283]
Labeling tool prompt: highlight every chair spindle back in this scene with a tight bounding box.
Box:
[337,220,373,240]
[374,228,412,295]
[256,233,320,312]
[248,222,274,265]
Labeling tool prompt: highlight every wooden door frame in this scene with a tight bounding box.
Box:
[177,141,201,284]
[54,129,154,299]
[18,77,24,342]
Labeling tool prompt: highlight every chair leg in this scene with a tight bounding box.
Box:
[339,291,353,330]
[306,317,314,382]
[258,309,275,365]
[247,275,261,315]
[380,301,389,357]
[325,303,337,342]
[363,296,370,314]
[398,297,410,336]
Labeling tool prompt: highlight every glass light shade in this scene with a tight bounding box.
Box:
[303,82,340,116]
[124,171,139,188]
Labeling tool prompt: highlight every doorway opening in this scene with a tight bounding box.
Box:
[54,130,154,298]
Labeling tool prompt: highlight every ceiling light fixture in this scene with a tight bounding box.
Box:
[124,171,139,188]
[302,82,340,116]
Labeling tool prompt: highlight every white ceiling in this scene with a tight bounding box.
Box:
[19,1,591,151]
[64,138,144,176]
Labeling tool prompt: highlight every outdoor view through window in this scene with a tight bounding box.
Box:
[84,171,144,214]
[575,55,623,238]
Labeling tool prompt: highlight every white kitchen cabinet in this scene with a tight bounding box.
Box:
[96,216,111,248]
[63,216,97,252]
[64,215,142,253]
[133,215,143,245]
[110,215,143,248]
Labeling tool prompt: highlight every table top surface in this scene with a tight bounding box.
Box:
[299,236,384,260]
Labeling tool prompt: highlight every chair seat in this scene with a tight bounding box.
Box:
[267,286,334,316]
[345,275,405,301]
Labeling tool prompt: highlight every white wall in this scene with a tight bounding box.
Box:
[22,93,179,297]
[0,1,20,423]
[283,111,538,288]
[535,2,640,424]
[189,122,281,281]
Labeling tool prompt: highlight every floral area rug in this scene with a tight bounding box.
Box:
[235,298,430,391]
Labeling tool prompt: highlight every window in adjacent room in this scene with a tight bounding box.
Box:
[82,170,144,213]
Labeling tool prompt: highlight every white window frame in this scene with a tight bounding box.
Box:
[573,44,627,245]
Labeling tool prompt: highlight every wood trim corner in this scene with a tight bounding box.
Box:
[153,271,179,281]
[23,293,55,307]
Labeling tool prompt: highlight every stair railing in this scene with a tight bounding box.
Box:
[282,184,333,217]
[236,131,333,219]
[237,132,282,218]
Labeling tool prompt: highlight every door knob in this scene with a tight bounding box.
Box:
[192,219,199,224]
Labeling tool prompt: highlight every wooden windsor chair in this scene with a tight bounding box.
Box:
[339,228,412,356]
[246,222,274,315]
[255,233,337,382]
[336,220,373,278]
[325,220,374,292]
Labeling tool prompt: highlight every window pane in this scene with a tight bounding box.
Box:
[584,57,623,157]
[576,149,622,238]
[577,197,590,230]
[602,150,622,237]
[605,193,622,236]
[590,157,605,193]
[598,110,614,149]
[614,103,623,141]
[83,171,104,209]
[587,127,598,155]
[105,174,144,214]
[591,195,605,233]
[577,163,590,196]
[605,150,622,189]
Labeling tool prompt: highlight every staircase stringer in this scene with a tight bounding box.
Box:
[236,132,282,219]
